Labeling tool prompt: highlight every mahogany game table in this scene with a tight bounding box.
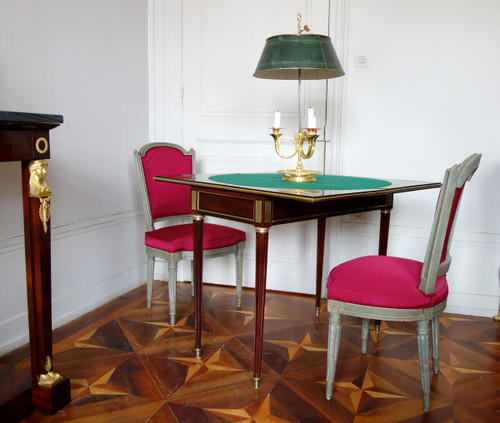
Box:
[154,172,440,387]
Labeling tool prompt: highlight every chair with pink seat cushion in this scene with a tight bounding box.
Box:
[325,153,481,412]
[134,143,246,325]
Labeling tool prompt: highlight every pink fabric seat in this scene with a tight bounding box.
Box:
[145,223,246,253]
[327,255,448,309]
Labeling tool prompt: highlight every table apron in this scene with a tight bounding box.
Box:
[0,129,51,161]
[193,188,393,226]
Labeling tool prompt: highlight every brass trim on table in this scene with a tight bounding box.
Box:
[38,197,51,233]
[35,137,49,154]
[255,200,264,223]
[191,190,197,211]
[264,201,272,223]
[29,160,51,198]
[28,160,52,233]
[37,356,63,387]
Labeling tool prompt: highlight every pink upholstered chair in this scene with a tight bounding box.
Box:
[325,153,481,412]
[134,143,246,325]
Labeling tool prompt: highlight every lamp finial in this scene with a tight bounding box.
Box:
[297,13,310,34]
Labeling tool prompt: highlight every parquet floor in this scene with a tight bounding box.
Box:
[2,281,499,422]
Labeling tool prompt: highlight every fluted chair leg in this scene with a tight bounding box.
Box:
[417,320,431,412]
[431,314,440,374]
[361,318,369,354]
[167,260,179,326]
[146,256,155,309]
[235,244,244,308]
[326,308,341,400]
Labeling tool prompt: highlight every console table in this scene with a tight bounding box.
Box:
[0,111,71,419]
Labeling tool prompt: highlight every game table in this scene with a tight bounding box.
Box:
[154,172,441,387]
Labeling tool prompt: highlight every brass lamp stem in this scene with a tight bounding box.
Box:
[298,73,302,132]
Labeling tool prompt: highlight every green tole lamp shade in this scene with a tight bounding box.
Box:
[253,34,344,80]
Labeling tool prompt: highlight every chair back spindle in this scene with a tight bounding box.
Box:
[419,153,481,294]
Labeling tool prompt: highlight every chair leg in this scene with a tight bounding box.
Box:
[361,318,369,354]
[167,260,179,326]
[235,243,244,308]
[431,314,440,374]
[416,320,431,412]
[326,308,341,400]
[146,256,155,309]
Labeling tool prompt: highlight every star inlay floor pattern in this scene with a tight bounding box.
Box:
[3,281,498,422]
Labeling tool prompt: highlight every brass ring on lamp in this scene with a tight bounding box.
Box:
[298,132,316,159]
[275,136,299,159]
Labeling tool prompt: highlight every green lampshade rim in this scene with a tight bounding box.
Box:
[253,67,344,72]
[253,68,345,80]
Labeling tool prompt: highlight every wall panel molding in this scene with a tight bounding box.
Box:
[148,0,183,144]
[0,209,146,355]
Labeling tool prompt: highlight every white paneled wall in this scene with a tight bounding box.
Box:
[0,0,149,355]
[1,0,496,359]
[339,0,500,316]
[149,0,500,317]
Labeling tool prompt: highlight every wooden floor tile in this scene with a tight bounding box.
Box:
[0,281,497,422]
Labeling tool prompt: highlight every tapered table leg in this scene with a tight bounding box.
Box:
[253,227,269,388]
[315,217,326,315]
[378,208,392,256]
[375,207,392,333]
[193,215,204,359]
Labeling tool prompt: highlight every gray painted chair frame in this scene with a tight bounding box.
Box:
[326,153,481,412]
[134,142,245,325]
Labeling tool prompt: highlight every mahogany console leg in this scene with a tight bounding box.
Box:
[315,217,326,316]
[193,215,204,359]
[253,227,269,388]
[21,161,70,414]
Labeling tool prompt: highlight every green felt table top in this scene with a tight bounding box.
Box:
[209,173,391,190]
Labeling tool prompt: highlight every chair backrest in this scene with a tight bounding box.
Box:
[134,142,195,230]
[419,153,481,294]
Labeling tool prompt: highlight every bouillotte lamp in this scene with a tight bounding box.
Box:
[254,13,344,182]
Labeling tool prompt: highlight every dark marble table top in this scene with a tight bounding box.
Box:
[0,111,63,129]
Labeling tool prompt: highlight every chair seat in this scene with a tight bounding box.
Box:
[327,255,448,309]
[145,223,246,253]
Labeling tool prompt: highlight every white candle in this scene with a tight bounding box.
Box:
[273,111,281,128]
[307,107,315,128]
